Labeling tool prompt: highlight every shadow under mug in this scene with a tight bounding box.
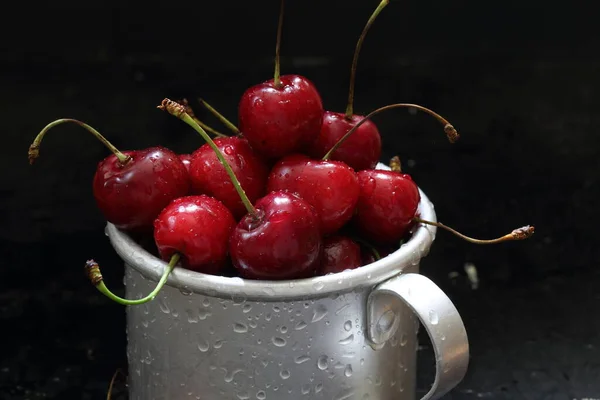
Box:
[106,164,469,400]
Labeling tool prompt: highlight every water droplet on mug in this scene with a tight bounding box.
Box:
[197,340,209,352]
[428,310,439,325]
[158,298,170,314]
[294,354,311,364]
[311,305,328,323]
[198,308,211,320]
[279,370,290,380]
[400,333,408,346]
[243,304,253,313]
[341,321,352,332]
[179,286,193,296]
[256,390,266,399]
[344,364,353,377]
[280,326,288,334]
[295,320,307,331]
[237,392,250,399]
[339,334,354,345]
[301,384,311,394]
[315,383,323,393]
[234,323,249,333]
[272,337,286,347]
[313,281,325,291]
[317,355,329,370]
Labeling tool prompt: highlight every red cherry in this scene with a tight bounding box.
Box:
[238,75,324,159]
[354,170,420,245]
[229,191,322,280]
[267,154,360,235]
[310,111,381,171]
[319,235,362,275]
[179,153,192,173]
[28,119,190,232]
[153,195,236,274]
[189,136,269,219]
[92,146,190,231]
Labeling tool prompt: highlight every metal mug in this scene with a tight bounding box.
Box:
[106,164,469,400]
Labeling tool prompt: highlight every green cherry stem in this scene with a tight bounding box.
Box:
[323,103,459,161]
[198,98,240,135]
[353,237,381,261]
[345,0,390,119]
[273,0,285,88]
[414,217,536,244]
[28,119,130,165]
[181,98,228,138]
[86,253,180,306]
[158,98,258,217]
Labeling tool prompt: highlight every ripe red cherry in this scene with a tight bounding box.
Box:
[238,75,324,159]
[189,136,269,219]
[309,1,390,171]
[319,235,362,275]
[237,0,323,159]
[153,195,236,274]
[92,146,190,231]
[179,153,192,173]
[354,169,420,245]
[267,154,360,235]
[28,119,190,232]
[230,191,322,280]
[310,112,381,171]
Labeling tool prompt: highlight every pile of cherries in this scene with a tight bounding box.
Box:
[29,0,533,303]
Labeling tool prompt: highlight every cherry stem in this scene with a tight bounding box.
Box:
[198,98,240,134]
[389,156,402,172]
[28,119,130,165]
[106,368,124,400]
[273,0,285,89]
[181,99,228,138]
[323,103,459,161]
[158,98,258,217]
[414,217,535,245]
[86,253,180,306]
[345,0,390,119]
[354,237,381,261]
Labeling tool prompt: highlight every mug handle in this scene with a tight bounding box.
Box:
[367,273,469,400]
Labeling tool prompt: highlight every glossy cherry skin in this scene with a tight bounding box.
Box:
[238,75,324,159]
[189,137,269,220]
[318,235,362,275]
[179,154,192,173]
[230,191,322,280]
[267,154,359,235]
[153,195,236,274]
[309,111,382,171]
[93,146,190,231]
[353,170,420,245]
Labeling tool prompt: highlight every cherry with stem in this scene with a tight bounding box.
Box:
[414,218,535,244]
[85,253,180,306]
[309,0,390,170]
[237,0,324,159]
[198,98,240,135]
[28,119,190,231]
[324,103,459,160]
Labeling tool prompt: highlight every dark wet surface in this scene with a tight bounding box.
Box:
[2,2,599,399]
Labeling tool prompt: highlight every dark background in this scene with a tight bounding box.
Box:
[1,1,599,399]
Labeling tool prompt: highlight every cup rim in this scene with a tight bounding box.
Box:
[106,164,437,301]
